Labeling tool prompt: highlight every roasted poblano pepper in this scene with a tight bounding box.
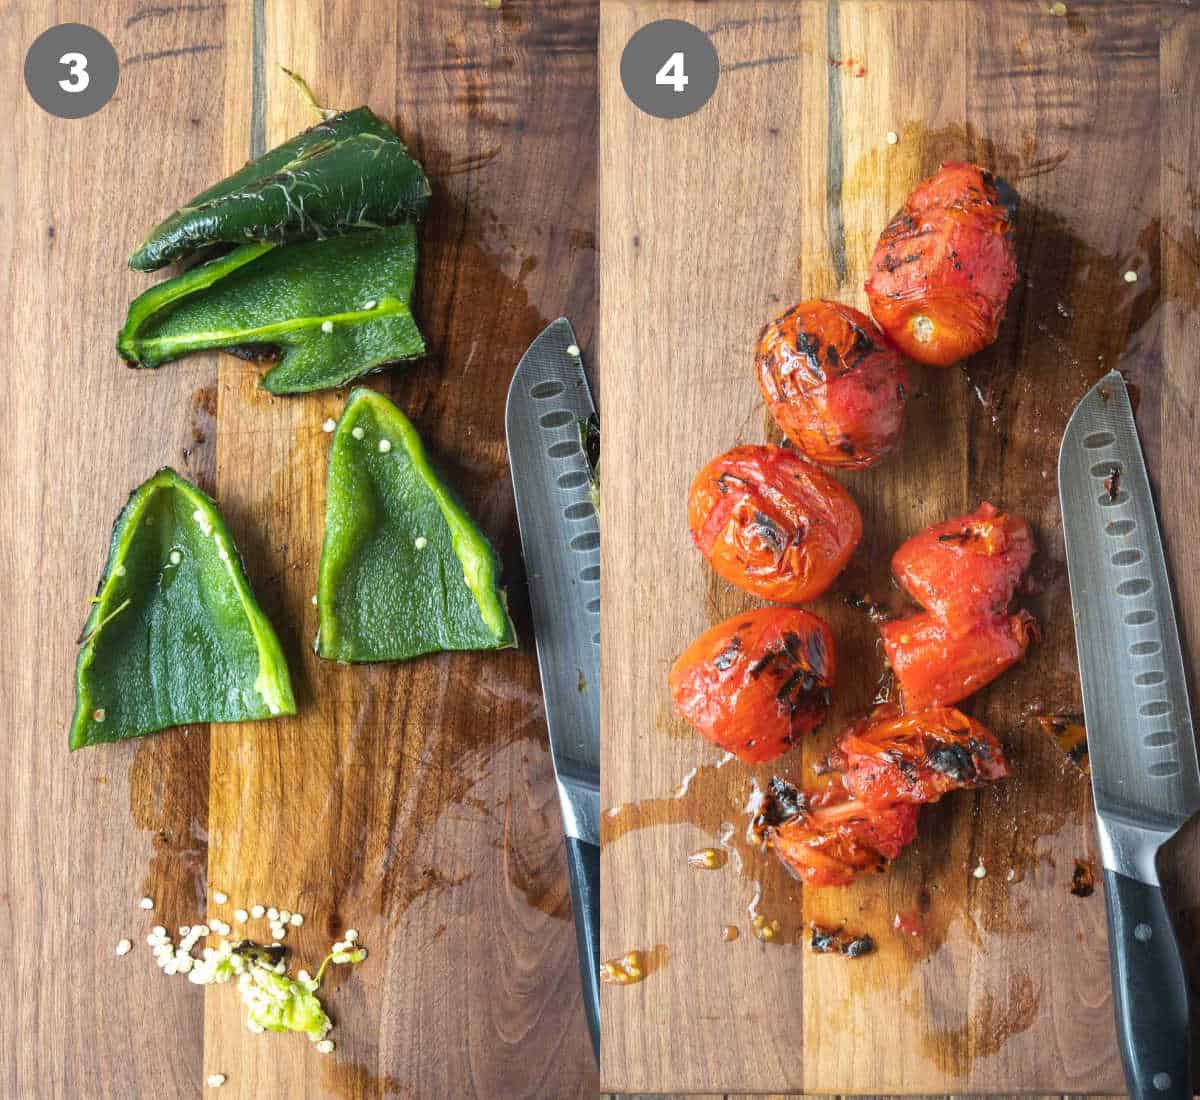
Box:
[117,226,425,394]
[70,468,295,750]
[316,389,516,663]
[129,107,431,272]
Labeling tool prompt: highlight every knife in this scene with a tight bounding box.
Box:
[505,318,601,1060]
[1059,370,1200,1099]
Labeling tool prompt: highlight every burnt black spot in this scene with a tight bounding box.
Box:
[927,743,977,782]
[794,328,826,381]
[810,925,840,953]
[990,172,1020,227]
[1071,858,1096,898]
[749,512,786,551]
[748,651,778,679]
[765,776,807,825]
[714,636,741,671]
[841,934,875,958]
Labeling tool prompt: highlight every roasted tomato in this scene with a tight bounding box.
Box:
[880,610,1037,711]
[890,502,1033,634]
[866,162,1018,366]
[760,779,919,888]
[831,703,1009,805]
[755,300,908,468]
[668,608,834,763]
[687,445,862,603]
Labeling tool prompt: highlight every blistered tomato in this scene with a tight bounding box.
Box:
[763,783,920,888]
[687,445,862,603]
[831,703,1009,805]
[756,300,909,468]
[890,501,1034,635]
[866,162,1018,366]
[880,610,1037,711]
[668,608,834,763]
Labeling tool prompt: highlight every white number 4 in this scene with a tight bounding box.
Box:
[655,51,688,93]
[58,51,90,93]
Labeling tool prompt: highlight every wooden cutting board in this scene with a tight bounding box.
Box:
[2,2,596,1097]
[599,0,1200,1094]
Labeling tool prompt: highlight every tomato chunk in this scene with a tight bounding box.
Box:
[831,703,1009,805]
[761,780,919,888]
[755,300,908,468]
[687,445,862,603]
[668,608,835,763]
[880,610,1037,710]
[890,502,1033,635]
[866,162,1018,366]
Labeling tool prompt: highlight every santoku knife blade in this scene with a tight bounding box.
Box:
[505,318,600,1060]
[1059,370,1199,1100]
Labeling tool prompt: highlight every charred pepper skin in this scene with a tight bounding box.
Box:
[668,608,835,764]
[316,388,516,663]
[70,468,296,750]
[755,300,909,468]
[866,162,1018,366]
[129,107,431,272]
[687,445,862,604]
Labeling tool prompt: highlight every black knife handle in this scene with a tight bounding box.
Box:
[1102,868,1193,1099]
[565,835,600,1062]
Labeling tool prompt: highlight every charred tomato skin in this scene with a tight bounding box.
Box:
[832,702,1009,805]
[755,300,909,469]
[668,608,835,763]
[880,610,1037,711]
[866,162,1018,367]
[890,501,1034,635]
[765,786,920,888]
[687,445,863,603]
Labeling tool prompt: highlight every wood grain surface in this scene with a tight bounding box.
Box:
[2,2,597,1097]
[602,1094,1126,1100]
[599,0,1200,1094]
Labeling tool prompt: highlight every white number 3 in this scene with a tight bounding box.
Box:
[655,51,688,93]
[58,51,90,93]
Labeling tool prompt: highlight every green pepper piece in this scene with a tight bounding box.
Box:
[579,413,600,514]
[70,468,295,750]
[316,389,516,663]
[129,107,431,272]
[117,226,425,395]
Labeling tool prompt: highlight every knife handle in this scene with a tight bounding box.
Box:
[565,835,600,1063]
[1102,867,1193,1099]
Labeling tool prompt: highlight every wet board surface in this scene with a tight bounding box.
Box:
[2,1,596,1097]
[599,0,1200,1094]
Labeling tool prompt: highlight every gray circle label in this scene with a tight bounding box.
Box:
[24,24,119,119]
[620,19,718,120]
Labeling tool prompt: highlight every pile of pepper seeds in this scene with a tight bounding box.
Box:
[115,890,367,1056]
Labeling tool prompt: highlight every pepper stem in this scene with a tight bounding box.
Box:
[280,67,338,121]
